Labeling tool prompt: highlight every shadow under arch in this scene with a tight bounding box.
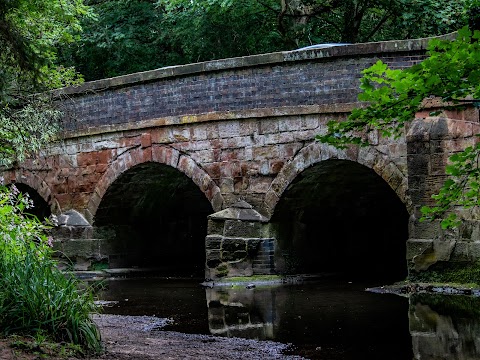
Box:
[86,145,223,222]
[2,169,57,218]
[93,161,214,275]
[10,183,52,221]
[270,156,410,281]
[264,142,409,218]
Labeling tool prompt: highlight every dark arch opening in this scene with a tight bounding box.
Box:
[271,159,409,282]
[12,183,51,221]
[94,162,213,276]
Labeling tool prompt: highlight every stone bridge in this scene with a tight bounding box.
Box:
[3,36,480,280]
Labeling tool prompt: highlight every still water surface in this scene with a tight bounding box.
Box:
[97,277,480,359]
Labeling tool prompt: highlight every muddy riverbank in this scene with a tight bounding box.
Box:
[95,314,304,360]
[0,314,304,360]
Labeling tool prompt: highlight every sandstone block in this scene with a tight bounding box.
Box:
[451,241,470,262]
[206,235,223,249]
[206,250,222,268]
[224,220,263,238]
[227,260,253,277]
[63,239,101,259]
[406,239,433,260]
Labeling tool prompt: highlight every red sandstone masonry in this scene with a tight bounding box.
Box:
[3,33,465,224]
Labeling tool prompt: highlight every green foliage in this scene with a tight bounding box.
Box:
[159,0,283,65]
[0,0,90,167]
[0,1,100,353]
[318,27,480,147]
[61,0,470,81]
[279,0,468,45]
[9,335,84,358]
[421,143,480,229]
[317,27,480,227]
[0,95,63,167]
[0,185,101,353]
[0,0,89,92]
[60,0,176,80]
[61,0,283,80]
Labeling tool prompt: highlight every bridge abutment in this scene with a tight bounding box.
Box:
[406,110,480,280]
[52,210,112,271]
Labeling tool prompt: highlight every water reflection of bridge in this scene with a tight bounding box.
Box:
[205,283,480,359]
[409,293,480,359]
[206,286,275,340]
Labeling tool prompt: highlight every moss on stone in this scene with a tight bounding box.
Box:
[216,264,228,278]
[408,260,480,286]
[411,293,480,318]
[221,275,282,283]
[89,260,109,271]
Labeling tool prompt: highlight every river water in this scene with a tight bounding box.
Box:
[97,277,480,359]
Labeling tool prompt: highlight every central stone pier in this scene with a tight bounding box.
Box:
[205,201,275,279]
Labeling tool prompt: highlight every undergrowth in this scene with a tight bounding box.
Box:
[0,184,102,354]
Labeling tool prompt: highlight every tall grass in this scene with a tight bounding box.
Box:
[0,185,102,353]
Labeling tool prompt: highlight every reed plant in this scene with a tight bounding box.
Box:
[0,184,102,353]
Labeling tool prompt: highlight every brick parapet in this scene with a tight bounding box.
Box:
[51,34,455,135]
[58,52,426,134]
[56,33,452,96]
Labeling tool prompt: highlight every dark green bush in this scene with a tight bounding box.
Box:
[0,185,102,353]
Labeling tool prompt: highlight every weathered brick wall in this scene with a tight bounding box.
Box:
[4,113,408,223]
[56,39,430,134]
[406,106,480,273]
[4,38,430,222]
[59,53,426,133]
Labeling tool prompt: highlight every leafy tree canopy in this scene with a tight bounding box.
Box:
[60,0,179,80]
[61,0,283,80]
[62,0,470,81]
[0,0,91,166]
[270,0,468,46]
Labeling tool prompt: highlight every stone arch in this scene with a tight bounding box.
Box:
[263,141,410,218]
[86,144,224,223]
[1,169,60,214]
[267,141,410,279]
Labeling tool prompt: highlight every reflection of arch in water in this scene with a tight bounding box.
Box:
[206,287,276,340]
[270,154,409,281]
[93,161,213,274]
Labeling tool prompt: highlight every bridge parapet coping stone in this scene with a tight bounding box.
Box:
[54,34,450,97]
[53,33,455,138]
